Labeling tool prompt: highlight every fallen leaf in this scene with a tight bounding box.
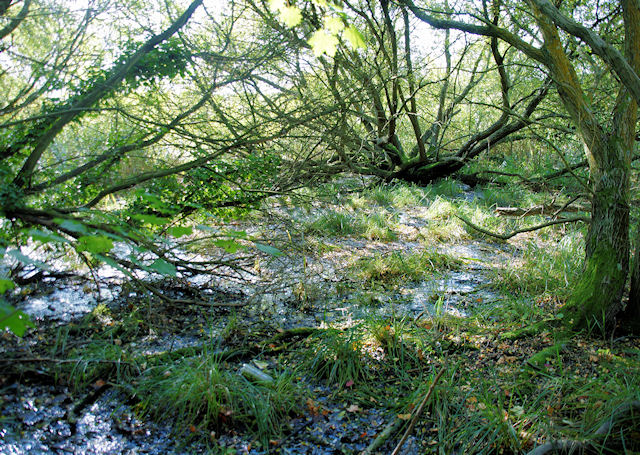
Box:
[397,413,412,420]
[346,404,360,413]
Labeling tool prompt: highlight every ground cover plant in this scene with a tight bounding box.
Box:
[2,0,640,453]
[3,175,640,454]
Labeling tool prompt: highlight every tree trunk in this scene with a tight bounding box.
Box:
[627,237,640,329]
[565,138,630,331]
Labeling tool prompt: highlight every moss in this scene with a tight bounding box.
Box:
[564,244,627,331]
[522,342,566,378]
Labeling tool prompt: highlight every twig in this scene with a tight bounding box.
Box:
[391,368,445,455]
[361,416,405,455]
[139,281,246,307]
[456,214,588,240]
[494,202,589,217]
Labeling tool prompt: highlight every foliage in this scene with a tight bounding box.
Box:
[353,250,461,285]
[135,354,303,444]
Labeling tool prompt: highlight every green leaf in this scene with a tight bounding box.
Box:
[167,226,193,238]
[344,24,366,49]
[148,259,177,276]
[5,250,51,270]
[254,242,283,257]
[214,239,242,254]
[226,230,248,239]
[0,279,15,294]
[269,0,286,11]
[1,300,35,337]
[56,219,88,234]
[308,30,339,57]
[324,16,344,34]
[196,224,218,232]
[29,229,69,244]
[76,235,114,254]
[131,214,170,225]
[281,6,302,27]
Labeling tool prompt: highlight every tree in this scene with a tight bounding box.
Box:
[401,0,640,331]
[256,0,557,184]
[0,0,335,335]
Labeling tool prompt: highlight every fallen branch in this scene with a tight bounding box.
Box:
[361,415,404,455]
[494,203,589,217]
[139,281,246,308]
[391,368,446,455]
[360,367,445,455]
[456,214,588,240]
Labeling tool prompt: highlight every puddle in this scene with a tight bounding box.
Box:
[0,384,203,455]
[1,197,513,454]
[19,284,118,322]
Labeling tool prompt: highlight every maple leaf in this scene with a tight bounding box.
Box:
[344,24,366,49]
[324,16,344,34]
[269,0,286,11]
[308,30,338,57]
[280,6,302,27]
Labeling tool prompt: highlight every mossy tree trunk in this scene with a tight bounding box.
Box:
[528,0,639,331]
[566,139,631,329]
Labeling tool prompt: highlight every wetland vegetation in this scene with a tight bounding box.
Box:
[1,0,640,453]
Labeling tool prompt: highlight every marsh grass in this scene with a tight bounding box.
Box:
[489,230,583,300]
[362,183,429,207]
[304,209,397,241]
[302,326,371,389]
[353,249,461,285]
[134,353,303,444]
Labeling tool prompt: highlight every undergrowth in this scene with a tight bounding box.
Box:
[133,354,303,445]
[353,250,462,285]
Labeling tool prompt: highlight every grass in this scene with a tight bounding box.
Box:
[361,183,429,207]
[489,229,584,300]
[302,326,371,389]
[14,177,637,453]
[134,353,303,445]
[353,249,462,285]
[299,317,433,407]
[304,209,397,241]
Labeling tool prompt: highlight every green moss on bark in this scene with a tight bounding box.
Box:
[565,244,627,331]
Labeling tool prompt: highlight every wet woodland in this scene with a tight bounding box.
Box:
[2,0,640,454]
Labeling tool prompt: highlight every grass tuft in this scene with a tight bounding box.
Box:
[134,353,303,444]
[353,249,461,285]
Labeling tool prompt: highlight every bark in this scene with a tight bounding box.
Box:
[526,0,636,331]
[0,0,30,40]
[621,0,640,329]
[566,143,630,330]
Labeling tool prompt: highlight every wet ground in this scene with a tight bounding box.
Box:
[0,193,518,454]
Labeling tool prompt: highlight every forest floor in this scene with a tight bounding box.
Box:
[2,178,640,454]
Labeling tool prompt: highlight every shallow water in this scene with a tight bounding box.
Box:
[2,200,514,454]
